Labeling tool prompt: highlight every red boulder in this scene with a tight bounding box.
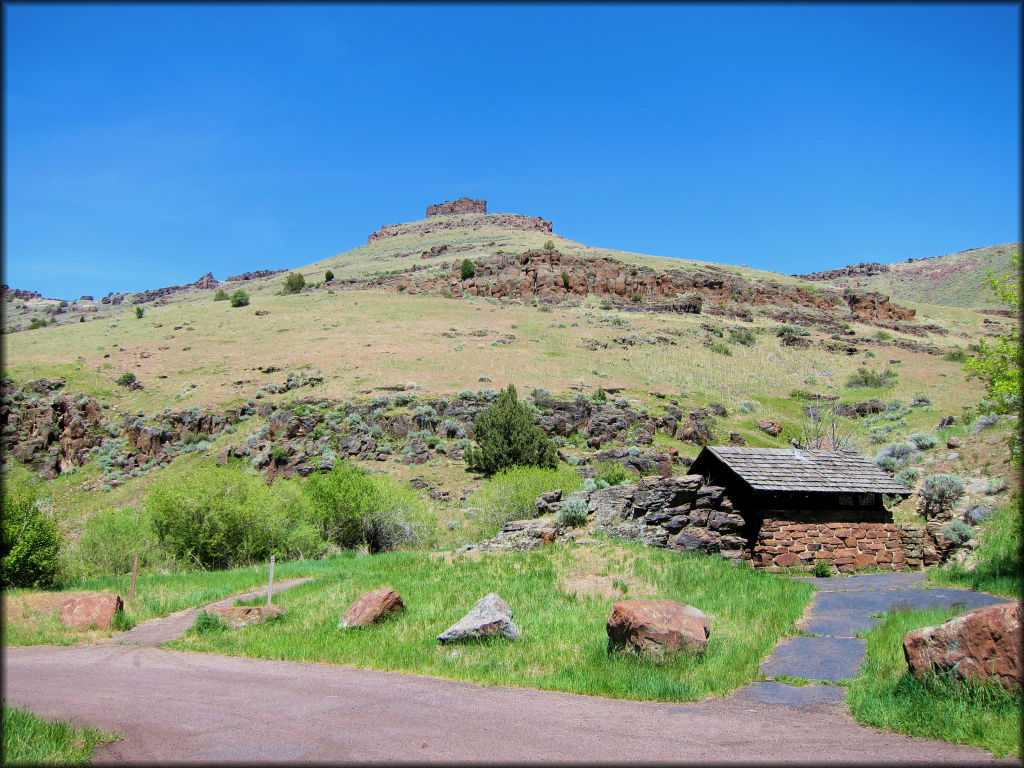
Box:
[59,594,123,629]
[903,602,1021,691]
[339,588,405,629]
[607,599,709,660]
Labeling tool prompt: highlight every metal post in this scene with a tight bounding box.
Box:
[267,555,275,606]
[129,553,139,600]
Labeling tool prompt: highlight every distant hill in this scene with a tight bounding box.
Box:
[795,244,1019,309]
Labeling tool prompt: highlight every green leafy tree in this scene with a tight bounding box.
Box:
[1,488,63,588]
[460,259,476,281]
[213,289,229,301]
[229,289,249,307]
[283,272,306,294]
[324,270,335,282]
[963,253,1021,462]
[134,306,144,319]
[464,384,558,475]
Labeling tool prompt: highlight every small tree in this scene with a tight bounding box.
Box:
[229,290,249,307]
[283,272,306,294]
[460,259,476,281]
[464,384,558,476]
[544,240,555,250]
[1,489,63,589]
[214,289,229,301]
[325,270,335,282]
[134,306,145,319]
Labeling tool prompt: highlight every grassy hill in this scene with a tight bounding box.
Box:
[797,243,1019,309]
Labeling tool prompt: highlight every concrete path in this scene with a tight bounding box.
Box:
[3,573,1016,763]
[733,572,1009,708]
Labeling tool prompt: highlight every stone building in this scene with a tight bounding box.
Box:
[688,446,920,572]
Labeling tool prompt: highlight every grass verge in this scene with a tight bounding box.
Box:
[1,705,119,764]
[927,499,1021,600]
[846,606,1022,758]
[168,542,813,702]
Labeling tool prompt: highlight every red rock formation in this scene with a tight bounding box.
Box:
[367,213,552,244]
[426,197,487,216]
[796,263,891,280]
[607,599,710,659]
[903,603,1021,691]
[60,594,123,629]
[339,588,405,628]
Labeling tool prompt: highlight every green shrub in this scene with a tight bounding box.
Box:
[708,341,732,356]
[543,240,555,250]
[875,330,892,341]
[1,488,64,588]
[134,306,145,319]
[116,372,136,388]
[943,519,973,546]
[71,507,171,578]
[147,467,317,569]
[561,271,571,289]
[729,327,757,346]
[919,474,965,516]
[812,560,831,577]
[214,289,229,301]
[191,609,226,634]
[229,290,249,307]
[907,431,937,450]
[894,467,921,488]
[464,384,557,476]
[738,400,758,414]
[846,367,898,389]
[555,496,589,528]
[594,460,631,487]
[460,259,476,280]
[283,272,306,294]
[325,270,335,282]
[942,348,968,362]
[303,462,429,553]
[28,318,47,330]
[469,465,582,535]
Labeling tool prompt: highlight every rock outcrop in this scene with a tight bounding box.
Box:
[59,594,123,629]
[427,197,487,217]
[367,213,552,244]
[607,599,710,659]
[208,605,285,629]
[795,263,891,281]
[225,269,287,282]
[437,593,520,643]
[903,602,1021,691]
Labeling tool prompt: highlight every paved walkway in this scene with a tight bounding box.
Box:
[731,572,1008,708]
[3,573,1016,763]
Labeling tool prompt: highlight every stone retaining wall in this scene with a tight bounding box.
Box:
[752,519,931,572]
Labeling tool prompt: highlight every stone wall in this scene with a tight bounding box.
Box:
[427,197,487,217]
[752,518,932,572]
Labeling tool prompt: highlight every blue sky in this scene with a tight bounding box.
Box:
[4,3,1020,300]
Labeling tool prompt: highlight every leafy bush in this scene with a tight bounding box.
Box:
[970,414,999,433]
[460,259,475,280]
[561,271,570,290]
[812,560,832,577]
[846,367,898,389]
[229,290,249,307]
[192,609,226,635]
[283,272,306,294]
[147,467,318,569]
[943,519,973,547]
[876,456,898,473]
[469,465,582,535]
[582,478,597,492]
[729,327,757,346]
[214,289,229,301]
[544,240,555,250]
[71,506,171,578]
[324,270,334,282]
[919,474,965,516]
[594,460,631,487]
[134,306,145,319]
[942,348,969,362]
[708,341,732,356]
[1,488,64,588]
[907,431,937,450]
[464,384,557,476]
[27,318,47,330]
[116,372,137,388]
[738,400,758,414]
[555,496,589,528]
[303,462,429,553]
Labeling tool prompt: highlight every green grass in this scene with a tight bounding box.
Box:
[1,705,119,764]
[928,500,1021,599]
[168,543,813,702]
[847,606,1022,758]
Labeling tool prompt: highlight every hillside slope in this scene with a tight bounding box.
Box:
[795,244,1019,308]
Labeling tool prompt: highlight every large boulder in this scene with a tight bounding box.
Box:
[438,593,520,643]
[903,602,1021,691]
[607,599,709,660]
[339,588,405,629]
[756,419,782,437]
[59,594,124,629]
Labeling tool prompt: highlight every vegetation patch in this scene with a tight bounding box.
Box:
[2,705,120,765]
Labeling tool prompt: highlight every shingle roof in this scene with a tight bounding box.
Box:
[691,446,912,495]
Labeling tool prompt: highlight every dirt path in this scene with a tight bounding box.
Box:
[3,575,1016,763]
[101,577,315,647]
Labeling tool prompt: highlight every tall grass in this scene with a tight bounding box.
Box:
[2,705,119,764]
[168,543,813,702]
[847,607,1021,758]
[929,499,1021,599]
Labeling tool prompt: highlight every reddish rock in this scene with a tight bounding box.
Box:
[59,594,123,629]
[339,588,405,628]
[904,602,1021,691]
[774,552,801,568]
[208,605,285,629]
[607,599,709,660]
[756,419,782,436]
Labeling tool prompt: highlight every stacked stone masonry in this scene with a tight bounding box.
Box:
[753,519,931,572]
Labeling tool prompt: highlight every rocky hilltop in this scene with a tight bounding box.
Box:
[367,212,552,244]
[427,197,487,216]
